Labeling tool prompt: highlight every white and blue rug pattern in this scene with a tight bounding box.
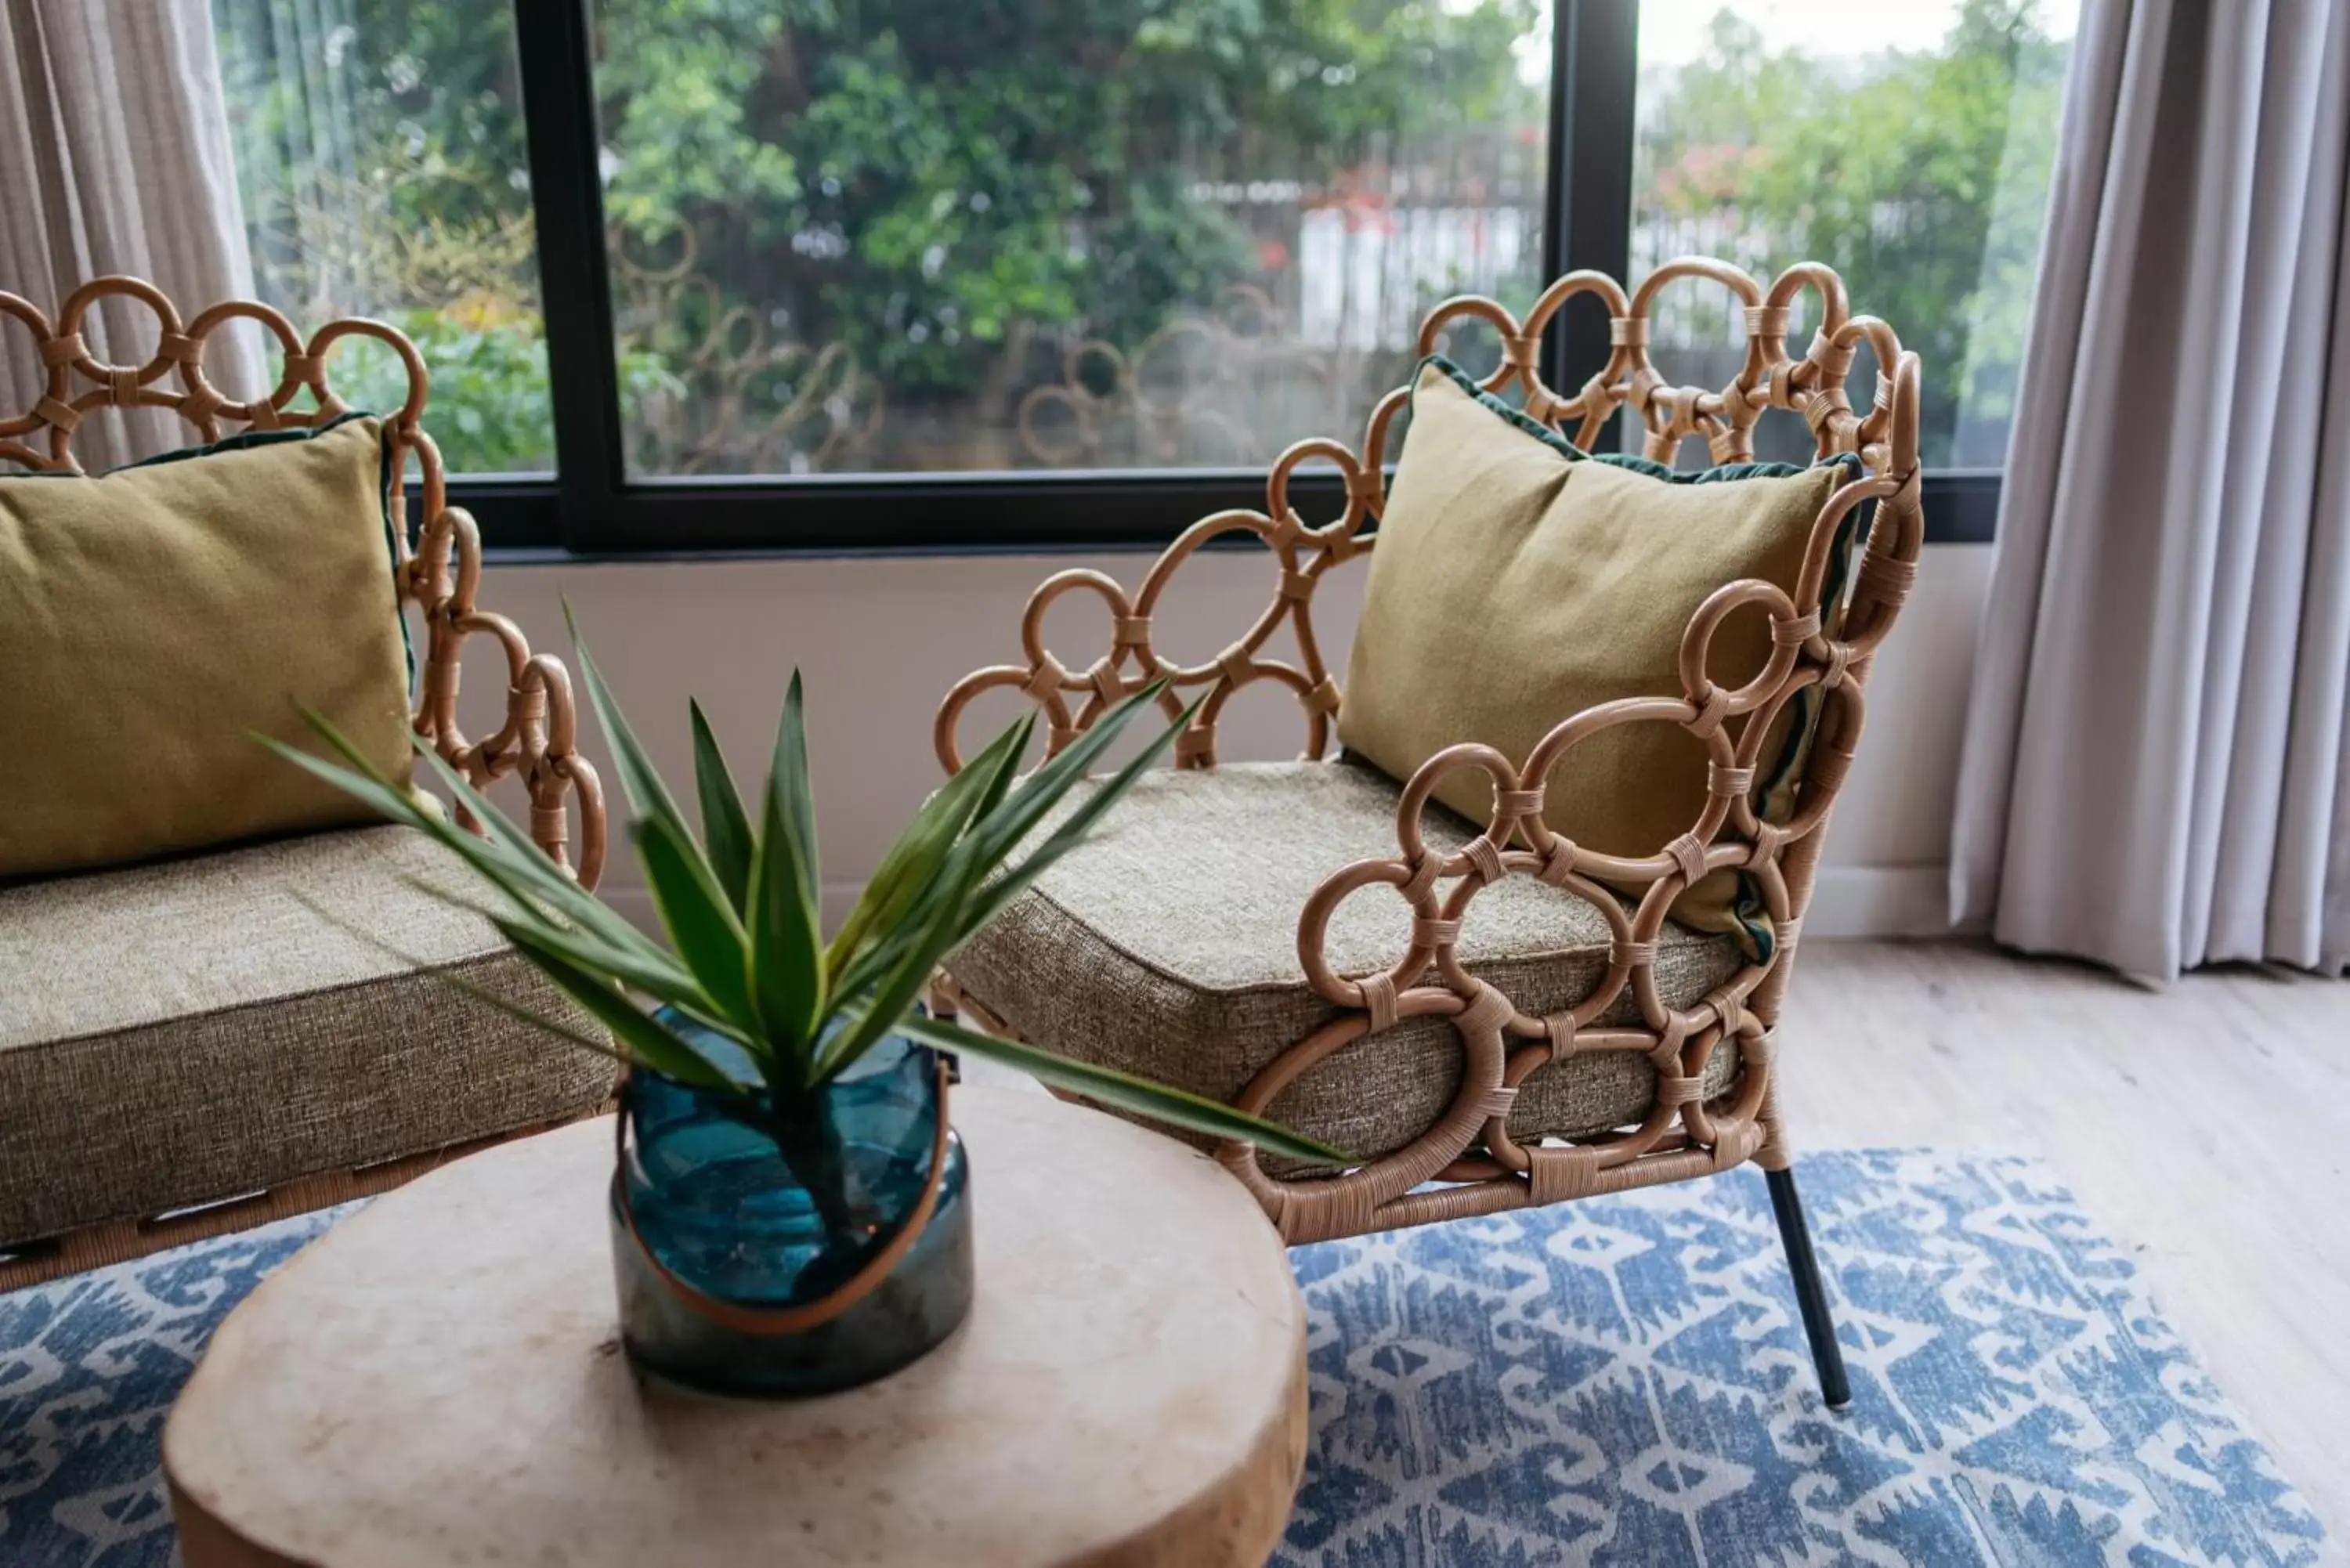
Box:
[0,1151,2325,1566]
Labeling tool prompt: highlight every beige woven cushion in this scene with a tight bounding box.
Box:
[946,761,1745,1169]
[1338,359,1854,955]
[0,414,414,878]
[0,825,615,1245]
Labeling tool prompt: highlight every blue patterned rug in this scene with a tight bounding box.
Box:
[0,1151,2324,1566]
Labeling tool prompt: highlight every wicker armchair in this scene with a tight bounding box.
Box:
[934,259,1924,1407]
[0,277,611,1288]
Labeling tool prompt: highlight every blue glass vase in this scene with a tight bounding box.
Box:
[609,1011,973,1398]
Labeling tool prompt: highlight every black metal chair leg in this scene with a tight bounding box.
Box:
[1764,1165,1852,1408]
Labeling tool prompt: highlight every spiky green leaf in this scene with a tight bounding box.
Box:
[953,693,1204,941]
[287,890,747,1102]
[810,863,978,1081]
[689,699,754,915]
[774,672,819,908]
[747,699,826,1069]
[826,710,1032,989]
[891,1011,1345,1165]
[950,683,1169,881]
[817,687,1180,1077]
[633,815,757,1030]
[400,739,664,952]
[563,601,699,853]
[390,873,736,1033]
[261,726,657,970]
[496,920,743,1092]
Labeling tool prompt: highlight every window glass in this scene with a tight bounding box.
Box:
[213,1,554,474]
[1632,0,2075,468]
[591,1,1550,477]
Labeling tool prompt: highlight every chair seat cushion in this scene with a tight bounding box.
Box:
[0,825,614,1245]
[946,761,1747,1167]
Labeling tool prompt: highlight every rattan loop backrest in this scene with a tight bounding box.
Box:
[937,258,1921,790]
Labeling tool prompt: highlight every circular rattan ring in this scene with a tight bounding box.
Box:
[1394,742,1520,871]
[180,300,307,425]
[1297,858,1450,1009]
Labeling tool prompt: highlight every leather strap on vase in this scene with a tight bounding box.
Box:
[610,1060,954,1337]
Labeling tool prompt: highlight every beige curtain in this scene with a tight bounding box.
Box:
[1950,0,2350,980]
[0,0,263,469]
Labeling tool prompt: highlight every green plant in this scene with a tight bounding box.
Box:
[258,612,1340,1167]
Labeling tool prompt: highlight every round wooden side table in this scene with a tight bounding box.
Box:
[163,1086,1308,1567]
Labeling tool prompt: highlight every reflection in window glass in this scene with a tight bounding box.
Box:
[212,1,555,474]
[1632,0,2075,468]
[591,2,1550,477]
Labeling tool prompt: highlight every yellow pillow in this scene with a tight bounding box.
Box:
[1338,360,1860,956]
[0,414,415,877]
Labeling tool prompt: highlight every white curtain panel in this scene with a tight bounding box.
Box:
[1950,0,2350,980]
[0,0,262,469]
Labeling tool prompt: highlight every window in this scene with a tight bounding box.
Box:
[204,0,2076,550]
[1630,0,2074,471]
[589,2,1551,479]
[213,1,551,475]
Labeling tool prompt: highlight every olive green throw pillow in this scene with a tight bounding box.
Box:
[0,415,414,878]
[1338,360,1859,957]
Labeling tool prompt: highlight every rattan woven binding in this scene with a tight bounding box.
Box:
[0,276,607,887]
[935,258,1923,1245]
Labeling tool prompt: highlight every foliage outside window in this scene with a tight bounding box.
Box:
[209,0,2073,485]
[1632,0,2072,469]
[591,0,1548,476]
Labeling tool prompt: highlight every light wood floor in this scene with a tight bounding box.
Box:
[1777,940,2350,1548]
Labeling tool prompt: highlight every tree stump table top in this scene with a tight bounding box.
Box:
[163,1086,1309,1568]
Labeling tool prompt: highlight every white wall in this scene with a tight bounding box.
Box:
[461,542,1991,938]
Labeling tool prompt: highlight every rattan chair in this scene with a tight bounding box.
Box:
[0,277,610,1288]
[933,259,1925,1407]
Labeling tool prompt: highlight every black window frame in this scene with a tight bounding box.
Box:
[461,0,1998,555]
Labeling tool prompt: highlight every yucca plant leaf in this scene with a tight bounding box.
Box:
[953,694,1204,943]
[563,601,701,855]
[818,688,1181,1077]
[425,967,653,1075]
[432,921,743,1053]
[496,919,744,1092]
[826,710,1033,993]
[889,1011,1347,1165]
[949,684,1169,881]
[631,815,761,1029]
[689,700,754,916]
[391,873,731,1027]
[291,889,659,1071]
[385,728,657,954]
[965,709,1036,825]
[257,730,436,831]
[288,891,744,1100]
[809,863,978,1082]
[825,710,1030,972]
[775,672,819,907]
[747,688,826,1070]
[260,726,649,966]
